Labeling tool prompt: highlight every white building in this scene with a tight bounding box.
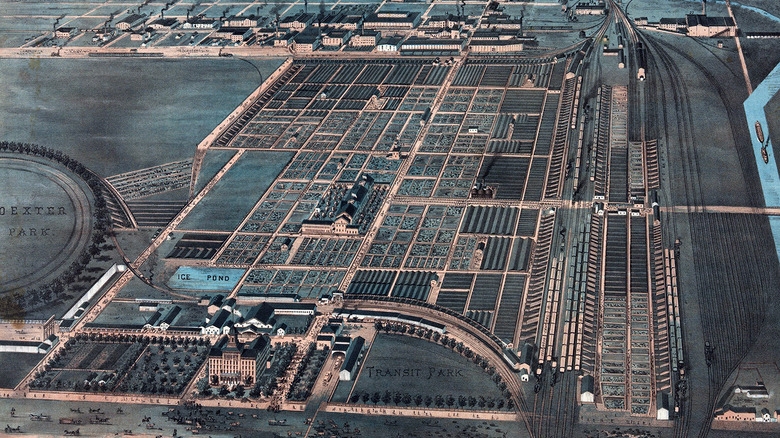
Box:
[580,375,595,403]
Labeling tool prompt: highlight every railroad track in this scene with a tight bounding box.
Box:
[641,31,777,438]
[640,33,697,438]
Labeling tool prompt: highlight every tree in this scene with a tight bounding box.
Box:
[414,394,423,406]
[382,391,392,404]
[424,395,433,407]
[371,392,381,404]
[434,395,444,408]
[393,392,402,405]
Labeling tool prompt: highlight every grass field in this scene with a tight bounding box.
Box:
[193,149,237,194]
[351,334,505,402]
[0,352,44,388]
[0,57,284,177]
[177,150,294,232]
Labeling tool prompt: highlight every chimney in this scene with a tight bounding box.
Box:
[702,0,707,15]
[520,10,524,36]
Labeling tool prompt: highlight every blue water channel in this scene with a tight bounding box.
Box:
[744,61,780,260]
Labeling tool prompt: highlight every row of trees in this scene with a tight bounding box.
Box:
[32,336,211,395]
[66,332,211,346]
[373,322,510,400]
[375,322,499,377]
[0,141,113,313]
[348,390,512,410]
[249,343,298,398]
[287,344,329,401]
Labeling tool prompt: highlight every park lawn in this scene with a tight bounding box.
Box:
[351,334,505,401]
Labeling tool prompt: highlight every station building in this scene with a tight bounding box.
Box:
[714,405,758,421]
[469,39,524,53]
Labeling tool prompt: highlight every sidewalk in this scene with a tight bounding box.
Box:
[323,403,516,421]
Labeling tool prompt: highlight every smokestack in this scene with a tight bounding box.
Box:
[521,10,525,36]
[702,0,707,16]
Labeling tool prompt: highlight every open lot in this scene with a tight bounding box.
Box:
[0,352,45,388]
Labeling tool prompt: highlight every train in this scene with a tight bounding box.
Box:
[635,41,647,81]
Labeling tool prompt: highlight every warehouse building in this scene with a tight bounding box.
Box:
[338,336,366,381]
[363,12,421,31]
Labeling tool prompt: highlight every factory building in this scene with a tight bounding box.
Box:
[401,37,466,52]
[363,12,421,31]
[225,15,262,27]
[181,17,219,29]
[116,14,147,31]
[322,29,352,47]
[684,14,736,37]
[350,30,380,47]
